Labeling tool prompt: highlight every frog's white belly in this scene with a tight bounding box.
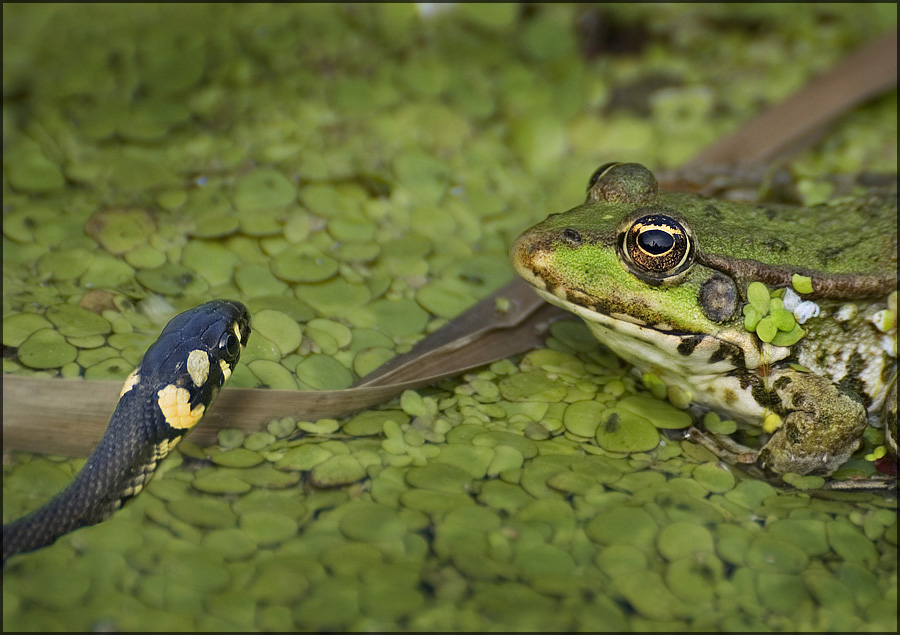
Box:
[535,288,783,424]
[584,318,770,423]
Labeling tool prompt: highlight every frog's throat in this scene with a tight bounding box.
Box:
[530,287,790,374]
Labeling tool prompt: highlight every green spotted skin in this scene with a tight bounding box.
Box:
[2,300,250,563]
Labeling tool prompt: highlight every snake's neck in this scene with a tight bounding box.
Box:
[2,386,168,563]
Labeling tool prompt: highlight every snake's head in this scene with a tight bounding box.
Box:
[132,300,251,431]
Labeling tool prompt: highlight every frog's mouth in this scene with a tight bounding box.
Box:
[531,282,675,335]
[525,280,770,375]
[513,250,671,330]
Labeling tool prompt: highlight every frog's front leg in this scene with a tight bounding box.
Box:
[756,369,867,476]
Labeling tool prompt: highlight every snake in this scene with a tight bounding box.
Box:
[2,299,251,563]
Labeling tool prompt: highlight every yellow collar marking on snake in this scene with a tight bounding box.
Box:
[157,384,206,430]
[219,358,232,382]
[186,349,210,387]
[119,369,141,397]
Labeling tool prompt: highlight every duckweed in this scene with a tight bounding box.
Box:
[746,535,810,574]
[13,553,92,609]
[191,472,252,495]
[405,462,472,493]
[585,506,659,547]
[310,454,367,487]
[136,263,209,296]
[239,511,299,546]
[826,520,879,566]
[692,461,737,493]
[295,354,354,390]
[233,169,297,213]
[40,249,92,284]
[435,444,494,479]
[247,359,300,390]
[270,246,339,283]
[562,399,604,437]
[4,3,897,634]
[2,313,54,347]
[16,328,78,369]
[767,519,830,557]
[166,497,237,529]
[499,371,569,402]
[6,149,66,193]
[657,522,715,560]
[206,448,265,469]
[338,503,406,543]
[595,406,661,452]
[249,420,287,445]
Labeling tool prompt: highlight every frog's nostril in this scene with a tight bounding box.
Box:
[562,228,582,245]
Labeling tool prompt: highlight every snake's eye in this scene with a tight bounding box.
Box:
[220,332,241,358]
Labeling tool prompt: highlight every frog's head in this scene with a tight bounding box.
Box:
[511,162,741,336]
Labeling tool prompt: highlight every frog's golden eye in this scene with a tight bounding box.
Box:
[619,212,695,283]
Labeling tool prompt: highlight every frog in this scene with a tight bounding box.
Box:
[511,162,897,476]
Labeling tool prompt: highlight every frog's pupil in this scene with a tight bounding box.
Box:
[639,229,673,255]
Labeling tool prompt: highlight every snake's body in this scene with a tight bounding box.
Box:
[2,299,250,563]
